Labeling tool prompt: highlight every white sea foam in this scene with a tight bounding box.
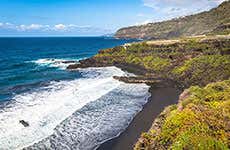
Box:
[32,58,84,70]
[26,83,150,150]
[0,67,131,150]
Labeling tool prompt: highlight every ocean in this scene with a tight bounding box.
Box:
[0,37,150,149]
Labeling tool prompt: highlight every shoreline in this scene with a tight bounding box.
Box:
[97,84,181,150]
[67,33,230,149]
[67,58,182,150]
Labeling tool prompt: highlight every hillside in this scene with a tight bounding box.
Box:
[135,79,230,150]
[67,35,230,149]
[115,1,230,39]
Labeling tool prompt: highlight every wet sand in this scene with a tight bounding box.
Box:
[97,85,181,150]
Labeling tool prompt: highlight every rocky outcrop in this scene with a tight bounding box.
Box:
[113,76,162,84]
[67,57,149,76]
[19,120,29,127]
[115,1,230,39]
[67,57,110,69]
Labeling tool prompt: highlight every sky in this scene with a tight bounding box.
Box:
[0,0,226,36]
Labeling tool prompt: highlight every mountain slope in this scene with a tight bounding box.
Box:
[115,1,230,39]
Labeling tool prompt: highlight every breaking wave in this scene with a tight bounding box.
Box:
[0,67,150,150]
[32,58,85,70]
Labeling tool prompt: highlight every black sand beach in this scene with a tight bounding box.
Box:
[98,85,181,150]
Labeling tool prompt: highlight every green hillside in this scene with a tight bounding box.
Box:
[115,1,230,39]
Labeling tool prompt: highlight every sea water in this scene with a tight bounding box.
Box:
[0,37,150,149]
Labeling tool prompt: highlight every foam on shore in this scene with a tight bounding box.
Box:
[27,83,150,150]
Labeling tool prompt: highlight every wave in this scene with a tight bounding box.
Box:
[27,83,150,150]
[0,67,130,149]
[32,58,85,70]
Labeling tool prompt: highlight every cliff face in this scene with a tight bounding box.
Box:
[115,1,230,39]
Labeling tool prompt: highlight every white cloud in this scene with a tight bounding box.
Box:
[134,20,152,26]
[0,22,92,32]
[54,24,66,30]
[143,0,226,19]
[0,22,111,35]
[0,22,15,30]
[53,24,92,31]
[17,24,48,31]
[143,0,225,9]
[28,24,43,30]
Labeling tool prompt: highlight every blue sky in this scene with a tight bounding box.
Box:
[0,0,225,36]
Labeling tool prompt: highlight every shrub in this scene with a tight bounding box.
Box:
[172,55,230,86]
[143,56,171,72]
[125,54,142,64]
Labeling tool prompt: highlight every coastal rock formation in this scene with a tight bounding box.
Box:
[112,76,175,88]
[115,1,230,39]
[67,57,112,70]
[113,76,162,84]
[19,120,29,127]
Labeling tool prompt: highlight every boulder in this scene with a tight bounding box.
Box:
[19,120,29,127]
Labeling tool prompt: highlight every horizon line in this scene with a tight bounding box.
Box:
[0,35,113,38]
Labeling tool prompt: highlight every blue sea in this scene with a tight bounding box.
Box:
[0,37,133,102]
[0,37,150,149]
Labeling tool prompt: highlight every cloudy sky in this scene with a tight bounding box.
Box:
[0,0,225,36]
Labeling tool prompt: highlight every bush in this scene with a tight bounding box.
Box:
[125,54,142,64]
[126,42,151,53]
[172,55,230,86]
[143,56,171,72]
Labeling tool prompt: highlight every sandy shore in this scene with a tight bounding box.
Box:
[97,85,181,150]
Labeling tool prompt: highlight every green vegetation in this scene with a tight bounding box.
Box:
[209,23,230,35]
[91,34,230,150]
[124,54,171,72]
[135,80,230,150]
[95,36,230,87]
[173,55,230,87]
[126,42,150,53]
[143,56,171,71]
